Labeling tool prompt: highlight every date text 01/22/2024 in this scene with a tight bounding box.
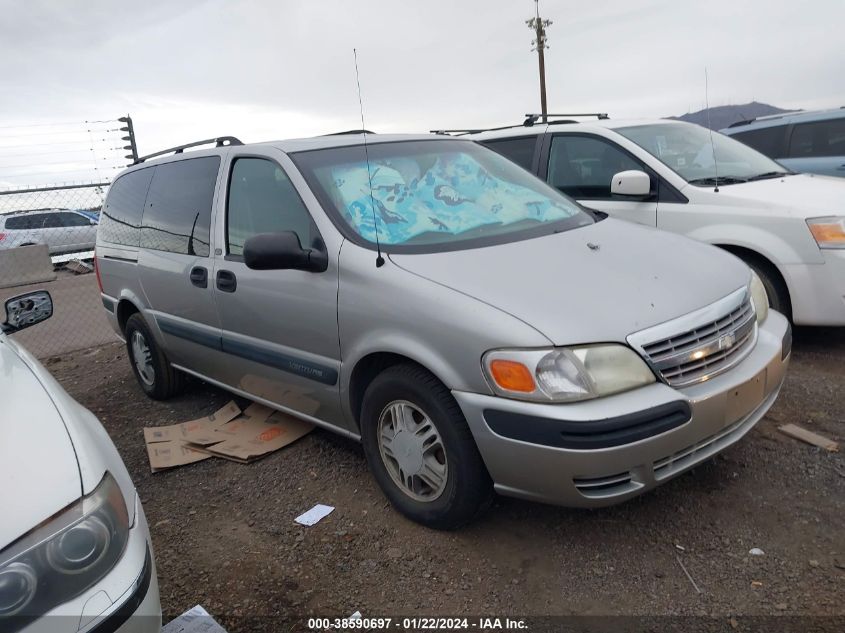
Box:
[306,617,529,630]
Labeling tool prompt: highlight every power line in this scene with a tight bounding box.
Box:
[0,119,118,130]
[0,127,120,139]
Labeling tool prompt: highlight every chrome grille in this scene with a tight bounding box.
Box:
[628,288,757,388]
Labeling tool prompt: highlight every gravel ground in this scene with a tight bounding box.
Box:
[45,326,844,631]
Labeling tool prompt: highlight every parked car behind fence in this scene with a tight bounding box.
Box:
[0,208,98,255]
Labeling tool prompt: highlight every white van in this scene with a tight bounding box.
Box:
[473,116,845,326]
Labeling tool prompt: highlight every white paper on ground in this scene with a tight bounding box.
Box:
[162,605,229,633]
[295,504,335,526]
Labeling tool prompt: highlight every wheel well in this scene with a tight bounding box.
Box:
[715,244,791,311]
[348,352,431,427]
[116,299,140,334]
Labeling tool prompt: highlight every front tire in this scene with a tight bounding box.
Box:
[124,313,184,400]
[744,257,791,320]
[360,364,492,530]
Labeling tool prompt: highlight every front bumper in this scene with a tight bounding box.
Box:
[19,496,161,633]
[453,311,791,507]
[783,248,845,325]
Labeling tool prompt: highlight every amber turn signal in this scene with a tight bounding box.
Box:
[489,359,536,393]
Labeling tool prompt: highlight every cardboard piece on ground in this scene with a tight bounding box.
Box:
[238,374,322,417]
[147,440,211,472]
[778,424,839,452]
[65,259,93,274]
[182,402,274,446]
[295,503,335,526]
[162,604,228,633]
[192,409,314,463]
[143,401,241,444]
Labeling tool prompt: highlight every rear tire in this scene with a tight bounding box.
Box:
[124,313,184,400]
[360,364,493,530]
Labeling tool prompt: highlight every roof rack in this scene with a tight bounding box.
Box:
[523,113,609,126]
[135,136,243,164]
[429,123,528,136]
[323,129,377,136]
[430,113,610,136]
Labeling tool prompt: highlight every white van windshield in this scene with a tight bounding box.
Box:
[616,123,790,186]
[292,140,592,252]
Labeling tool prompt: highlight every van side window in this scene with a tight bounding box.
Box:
[6,214,45,230]
[60,212,91,227]
[731,126,787,158]
[42,213,63,228]
[481,137,538,171]
[548,135,644,199]
[227,157,317,256]
[788,118,845,158]
[141,157,220,257]
[100,167,154,246]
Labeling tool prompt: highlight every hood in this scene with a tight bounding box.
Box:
[390,218,750,345]
[687,173,845,217]
[0,337,81,549]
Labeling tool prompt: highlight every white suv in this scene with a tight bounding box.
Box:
[472,116,845,326]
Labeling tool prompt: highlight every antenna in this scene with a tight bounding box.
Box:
[353,48,385,268]
[705,67,719,193]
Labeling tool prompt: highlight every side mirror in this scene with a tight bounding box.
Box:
[2,290,53,334]
[610,170,652,197]
[243,232,328,272]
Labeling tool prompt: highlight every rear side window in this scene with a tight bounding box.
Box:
[5,214,44,230]
[141,157,220,257]
[226,157,317,256]
[731,126,787,158]
[59,212,92,227]
[42,213,63,228]
[788,118,845,158]
[100,168,154,246]
[481,137,538,171]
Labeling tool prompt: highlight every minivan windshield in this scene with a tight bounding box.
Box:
[616,123,790,186]
[291,139,593,252]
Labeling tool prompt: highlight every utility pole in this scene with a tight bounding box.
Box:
[526,0,552,122]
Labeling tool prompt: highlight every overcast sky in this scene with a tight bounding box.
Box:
[1,0,843,186]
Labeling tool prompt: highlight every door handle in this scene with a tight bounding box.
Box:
[216,269,237,293]
[189,266,208,288]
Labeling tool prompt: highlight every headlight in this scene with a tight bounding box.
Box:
[483,344,655,403]
[0,473,128,630]
[807,216,845,249]
[749,270,769,324]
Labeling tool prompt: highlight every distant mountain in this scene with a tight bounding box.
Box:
[669,101,800,130]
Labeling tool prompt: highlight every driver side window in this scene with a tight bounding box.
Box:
[548,135,644,199]
[227,157,318,256]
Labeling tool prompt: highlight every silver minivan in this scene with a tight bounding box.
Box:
[95,134,791,528]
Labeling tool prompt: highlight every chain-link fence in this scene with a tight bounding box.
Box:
[0,182,122,358]
[0,117,136,357]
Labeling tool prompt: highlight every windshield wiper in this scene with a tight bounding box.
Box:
[747,171,791,182]
[688,175,748,186]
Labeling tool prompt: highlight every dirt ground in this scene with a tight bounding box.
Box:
[45,326,844,631]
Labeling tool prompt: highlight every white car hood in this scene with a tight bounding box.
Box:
[688,173,845,216]
[0,337,81,549]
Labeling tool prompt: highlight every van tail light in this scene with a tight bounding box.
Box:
[93,249,104,293]
[0,232,7,243]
